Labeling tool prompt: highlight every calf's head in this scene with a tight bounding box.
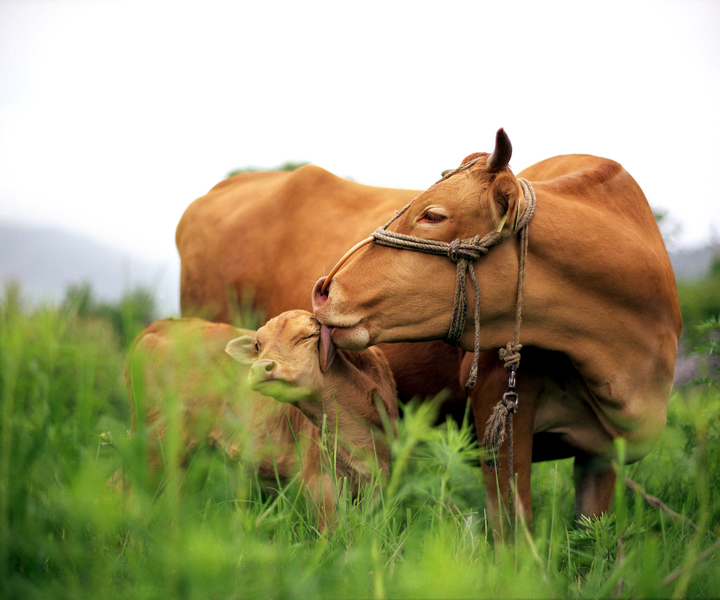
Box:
[312,128,527,351]
[225,310,335,403]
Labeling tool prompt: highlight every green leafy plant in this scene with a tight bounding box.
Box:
[1,282,720,599]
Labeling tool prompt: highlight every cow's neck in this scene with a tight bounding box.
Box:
[459,183,678,421]
[451,193,533,389]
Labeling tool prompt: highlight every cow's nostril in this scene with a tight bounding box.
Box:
[264,361,274,372]
[312,277,329,310]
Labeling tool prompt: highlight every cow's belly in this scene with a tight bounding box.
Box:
[530,370,663,464]
[532,377,616,460]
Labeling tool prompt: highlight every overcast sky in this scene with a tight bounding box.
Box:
[1,0,719,269]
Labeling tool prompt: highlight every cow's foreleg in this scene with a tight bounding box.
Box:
[466,351,536,542]
[572,453,616,522]
[479,433,533,541]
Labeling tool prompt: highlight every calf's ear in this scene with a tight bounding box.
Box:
[225,335,257,364]
[318,325,336,373]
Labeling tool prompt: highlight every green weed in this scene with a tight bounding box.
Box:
[1,286,719,599]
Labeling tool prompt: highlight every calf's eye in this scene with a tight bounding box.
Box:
[296,333,319,345]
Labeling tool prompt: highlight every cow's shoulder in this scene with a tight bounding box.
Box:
[519,154,623,185]
[520,153,650,225]
[281,164,374,200]
[207,164,343,196]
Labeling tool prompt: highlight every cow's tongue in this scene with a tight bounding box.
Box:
[321,324,333,347]
[319,325,336,372]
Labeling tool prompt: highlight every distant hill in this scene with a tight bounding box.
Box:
[669,243,720,281]
[0,224,180,315]
[1,223,717,318]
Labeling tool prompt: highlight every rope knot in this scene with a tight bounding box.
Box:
[499,341,522,370]
[447,239,461,263]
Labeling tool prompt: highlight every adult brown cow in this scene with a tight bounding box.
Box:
[177,165,468,414]
[313,129,682,529]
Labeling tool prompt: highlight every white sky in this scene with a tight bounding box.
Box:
[1,0,719,265]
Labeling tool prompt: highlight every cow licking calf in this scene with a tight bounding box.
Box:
[311,129,682,534]
[123,312,397,529]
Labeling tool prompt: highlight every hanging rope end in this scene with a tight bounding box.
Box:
[481,390,519,469]
[482,399,509,469]
[464,364,479,391]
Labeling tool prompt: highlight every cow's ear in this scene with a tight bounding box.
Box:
[318,325,336,373]
[225,335,257,364]
[487,128,512,172]
[489,173,523,232]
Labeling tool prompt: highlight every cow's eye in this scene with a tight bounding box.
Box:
[254,342,259,352]
[419,210,447,224]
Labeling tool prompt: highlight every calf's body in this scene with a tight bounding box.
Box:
[124,318,313,495]
[124,313,397,529]
[226,310,398,526]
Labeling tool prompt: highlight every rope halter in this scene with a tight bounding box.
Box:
[317,158,537,491]
[371,171,536,391]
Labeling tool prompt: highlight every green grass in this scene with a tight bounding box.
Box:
[1,290,719,599]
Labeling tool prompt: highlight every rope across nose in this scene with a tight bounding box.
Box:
[319,236,374,295]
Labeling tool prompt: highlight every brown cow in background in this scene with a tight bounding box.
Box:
[176,166,468,419]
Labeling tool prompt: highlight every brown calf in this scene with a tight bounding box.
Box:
[123,314,397,529]
[123,318,310,497]
[225,310,398,527]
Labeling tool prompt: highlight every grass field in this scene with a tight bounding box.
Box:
[1,289,719,599]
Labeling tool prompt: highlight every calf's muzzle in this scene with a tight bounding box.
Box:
[249,360,276,387]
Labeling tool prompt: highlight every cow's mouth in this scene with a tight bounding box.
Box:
[312,276,371,350]
[328,323,370,351]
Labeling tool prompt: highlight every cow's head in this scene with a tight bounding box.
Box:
[225,309,336,403]
[313,129,527,351]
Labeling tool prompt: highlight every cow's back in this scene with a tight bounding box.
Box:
[177,166,414,321]
[520,154,664,239]
[519,154,679,334]
[177,166,468,408]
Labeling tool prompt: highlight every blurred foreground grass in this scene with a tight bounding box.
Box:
[1,285,719,599]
